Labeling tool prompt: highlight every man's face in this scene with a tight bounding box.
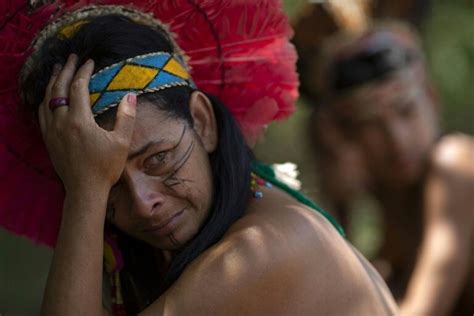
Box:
[101,101,214,251]
[332,69,439,187]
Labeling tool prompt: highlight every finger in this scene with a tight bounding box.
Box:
[43,63,62,127]
[69,59,95,119]
[113,93,137,142]
[50,54,78,117]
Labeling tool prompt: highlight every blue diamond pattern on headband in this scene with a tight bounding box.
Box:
[89,64,122,93]
[132,53,169,69]
[146,71,184,90]
[88,52,194,115]
[92,91,130,113]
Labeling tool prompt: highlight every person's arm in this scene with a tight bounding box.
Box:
[400,135,474,316]
[38,55,136,316]
[41,187,110,316]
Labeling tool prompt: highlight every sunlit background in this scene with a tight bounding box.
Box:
[1,0,473,314]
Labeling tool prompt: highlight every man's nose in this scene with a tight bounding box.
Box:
[127,174,165,219]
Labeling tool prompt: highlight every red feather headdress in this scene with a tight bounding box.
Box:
[0,0,298,247]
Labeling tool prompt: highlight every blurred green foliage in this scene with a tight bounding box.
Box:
[422,0,474,133]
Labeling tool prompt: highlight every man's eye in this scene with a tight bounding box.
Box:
[155,152,167,162]
[146,152,168,168]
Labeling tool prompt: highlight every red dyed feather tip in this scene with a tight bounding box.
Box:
[153,0,299,143]
[0,0,299,247]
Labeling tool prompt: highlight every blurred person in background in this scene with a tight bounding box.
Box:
[292,0,433,229]
[308,22,474,315]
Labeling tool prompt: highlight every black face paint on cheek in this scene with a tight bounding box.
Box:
[168,232,181,247]
[170,124,187,152]
[163,140,195,191]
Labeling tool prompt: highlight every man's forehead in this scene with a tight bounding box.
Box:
[131,103,183,145]
[331,71,424,118]
[362,81,415,103]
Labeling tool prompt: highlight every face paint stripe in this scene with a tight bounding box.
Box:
[168,232,180,246]
[163,141,195,190]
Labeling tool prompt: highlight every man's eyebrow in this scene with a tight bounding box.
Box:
[127,140,164,161]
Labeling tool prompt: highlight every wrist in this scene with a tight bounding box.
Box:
[65,178,112,197]
[64,182,111,210]
[58,183,111,236]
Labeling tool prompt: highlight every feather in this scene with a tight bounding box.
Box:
[0,0,298,246]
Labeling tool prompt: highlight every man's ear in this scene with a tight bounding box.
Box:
[189,91,218,153]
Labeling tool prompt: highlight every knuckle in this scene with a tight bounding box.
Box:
[68,119,82,131]
[53,120,64,132]
[51,83,62,95]
[115,138,129,151]
[115,137,126,147]
[120,110,135,120]
[71,78,85,90]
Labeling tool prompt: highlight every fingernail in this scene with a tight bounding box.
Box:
[127,93,136,105]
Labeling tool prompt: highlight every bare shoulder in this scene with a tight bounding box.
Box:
[426,134,474,222]
[431,133,474,178]
[145,187,396,315]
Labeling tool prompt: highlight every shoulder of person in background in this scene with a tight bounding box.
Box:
[400,133,473,316]
[426,133,474,221]
[431,133,474,177]
[428,133,474,205]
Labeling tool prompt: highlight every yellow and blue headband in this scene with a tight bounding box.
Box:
[89,52,195,115]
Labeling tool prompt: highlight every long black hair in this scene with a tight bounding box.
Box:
[22,15,253,314]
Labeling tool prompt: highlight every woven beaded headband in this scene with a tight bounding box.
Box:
[19,5,195,113]
[89,52,195,115]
